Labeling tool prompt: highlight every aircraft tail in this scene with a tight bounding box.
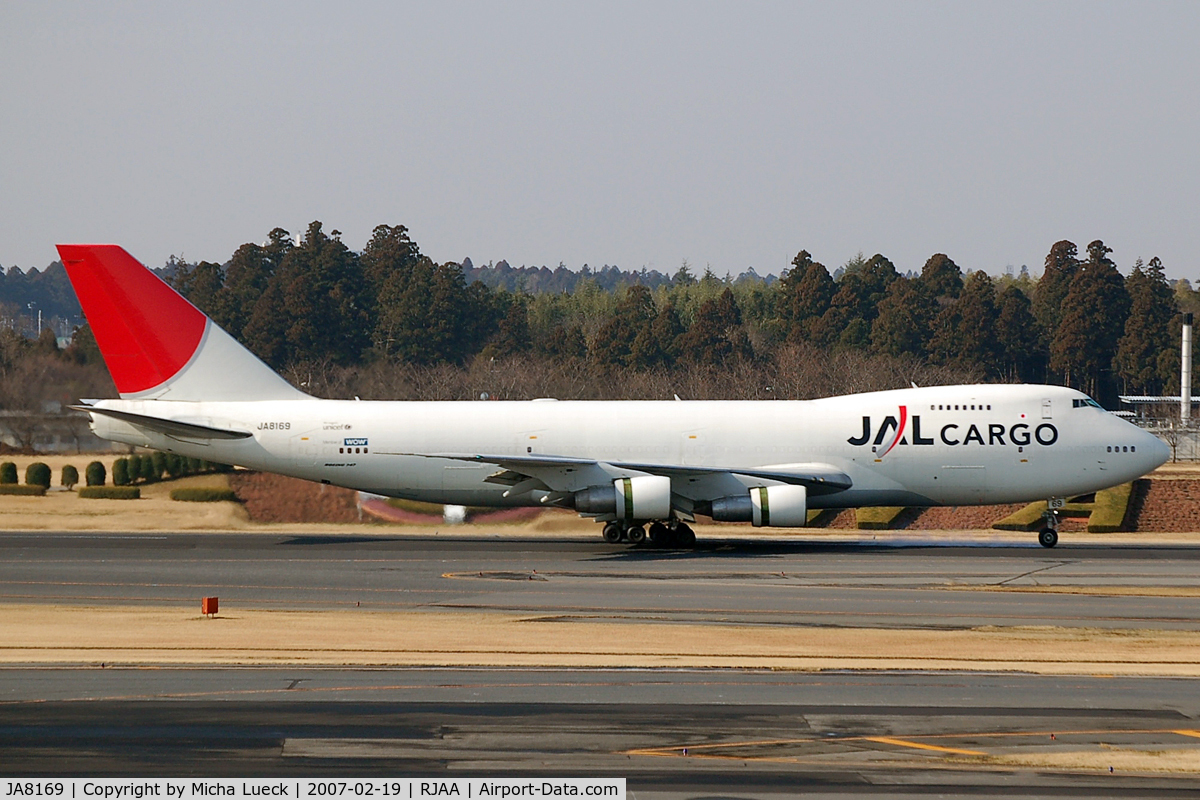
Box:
[57,244,307,402]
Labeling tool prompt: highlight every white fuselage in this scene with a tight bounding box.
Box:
[87,383,1167,511]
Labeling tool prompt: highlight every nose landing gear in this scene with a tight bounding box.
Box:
[1038,500,1063,548]
[1037,527,1058,548]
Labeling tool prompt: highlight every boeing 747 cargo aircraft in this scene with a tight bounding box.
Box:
[57,244,1170,548]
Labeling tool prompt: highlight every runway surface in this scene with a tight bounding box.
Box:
[3,531,1200,795]
[3,532,1200,629]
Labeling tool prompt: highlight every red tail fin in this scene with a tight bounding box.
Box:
[59,243,305,401]
[57,245,208,395]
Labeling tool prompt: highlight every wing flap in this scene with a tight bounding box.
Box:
[383,451,851,495]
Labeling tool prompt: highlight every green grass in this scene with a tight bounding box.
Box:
[385,497,444,515]
[855,506,905,530]
[385,497,490,516]
[78,486,141,500]
[1088,482,1134,533]
[992,484,1135,533]
[993,502,1047,531]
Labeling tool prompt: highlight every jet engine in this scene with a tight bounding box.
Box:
[573,475,672,520]
[709,485,807,527]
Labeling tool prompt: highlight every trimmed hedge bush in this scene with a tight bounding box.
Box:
[78,486,141,500]
[170,487,239,502]
[25,462,51,489]
[85,460,106,487]
[0,484,47,496]
[61,464,79,489]
[140,455,158,483]
[99,451,234,486]
[0,462,17,484]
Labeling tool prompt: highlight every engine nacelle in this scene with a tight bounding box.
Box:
[573,475,672,521]
[711,485,807,527]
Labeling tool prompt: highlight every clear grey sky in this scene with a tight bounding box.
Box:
[2,1,1198,279]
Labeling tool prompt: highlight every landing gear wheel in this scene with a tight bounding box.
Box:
[602,522,623,543]
[648,521,669,545]
[677,523,696,548]
[626,525,647,544]
[1038,527,1058,548]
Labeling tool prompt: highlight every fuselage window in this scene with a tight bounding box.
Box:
[1132,446,1136,452]
[1107,446,1112,452]
[339,447,344,454]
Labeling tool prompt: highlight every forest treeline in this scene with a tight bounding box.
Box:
[0,221,1195,411]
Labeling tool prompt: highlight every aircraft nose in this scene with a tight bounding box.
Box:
[1139,428,1171,471]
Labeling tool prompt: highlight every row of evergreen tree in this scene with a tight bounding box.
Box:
[0,222,1186,410]
[772,240,1179,405]
[164,223,1183,407]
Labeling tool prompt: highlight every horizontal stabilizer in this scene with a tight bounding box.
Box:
[69,405,253,440]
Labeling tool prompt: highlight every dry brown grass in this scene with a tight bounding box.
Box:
[979,747,1200,773]
[943,585,1200,598]
[5,605,1200,675]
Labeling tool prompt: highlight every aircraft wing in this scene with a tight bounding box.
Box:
[386,451,852,498]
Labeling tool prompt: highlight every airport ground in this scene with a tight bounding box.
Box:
[3,528,1200,796]
[2,456,1200,794]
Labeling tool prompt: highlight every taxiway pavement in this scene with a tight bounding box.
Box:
[3,531,1200,796]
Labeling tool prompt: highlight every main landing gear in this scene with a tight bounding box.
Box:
[602,519,696,548]
[1038,500,1063,548]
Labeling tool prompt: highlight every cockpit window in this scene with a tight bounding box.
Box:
[1072,397,1105,410]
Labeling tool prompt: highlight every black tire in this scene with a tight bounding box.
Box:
[679,524,696,548]
[626,525,647,544]
[1038,528,1058,548]
[602,523,623,543]
[648,521,669,545]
